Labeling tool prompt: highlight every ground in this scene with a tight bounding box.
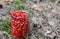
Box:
[0,0,60,39]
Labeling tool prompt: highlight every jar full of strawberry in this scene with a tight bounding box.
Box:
[11,10,30,39]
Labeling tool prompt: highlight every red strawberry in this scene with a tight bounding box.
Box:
[11,10,30,39]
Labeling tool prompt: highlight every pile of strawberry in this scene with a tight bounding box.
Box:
[11,10,30,39]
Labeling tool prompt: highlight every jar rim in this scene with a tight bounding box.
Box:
[12,10,28,19]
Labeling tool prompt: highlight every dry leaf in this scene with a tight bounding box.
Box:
[51,9,57,14]
[32,4,43,11]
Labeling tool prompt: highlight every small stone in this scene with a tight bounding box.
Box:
[51,9,57,14]
[46,30,51,34]
[48,21,54,26]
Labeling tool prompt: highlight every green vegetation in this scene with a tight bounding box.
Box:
[2,19,11,34]
[15,0,26,4]
[15,5,26,10]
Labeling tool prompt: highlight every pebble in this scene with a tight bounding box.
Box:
[48,21,54,26]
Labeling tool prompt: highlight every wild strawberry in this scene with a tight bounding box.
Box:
[11,10,30,39]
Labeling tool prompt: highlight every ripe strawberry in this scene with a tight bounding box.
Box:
[11,10,30,39]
